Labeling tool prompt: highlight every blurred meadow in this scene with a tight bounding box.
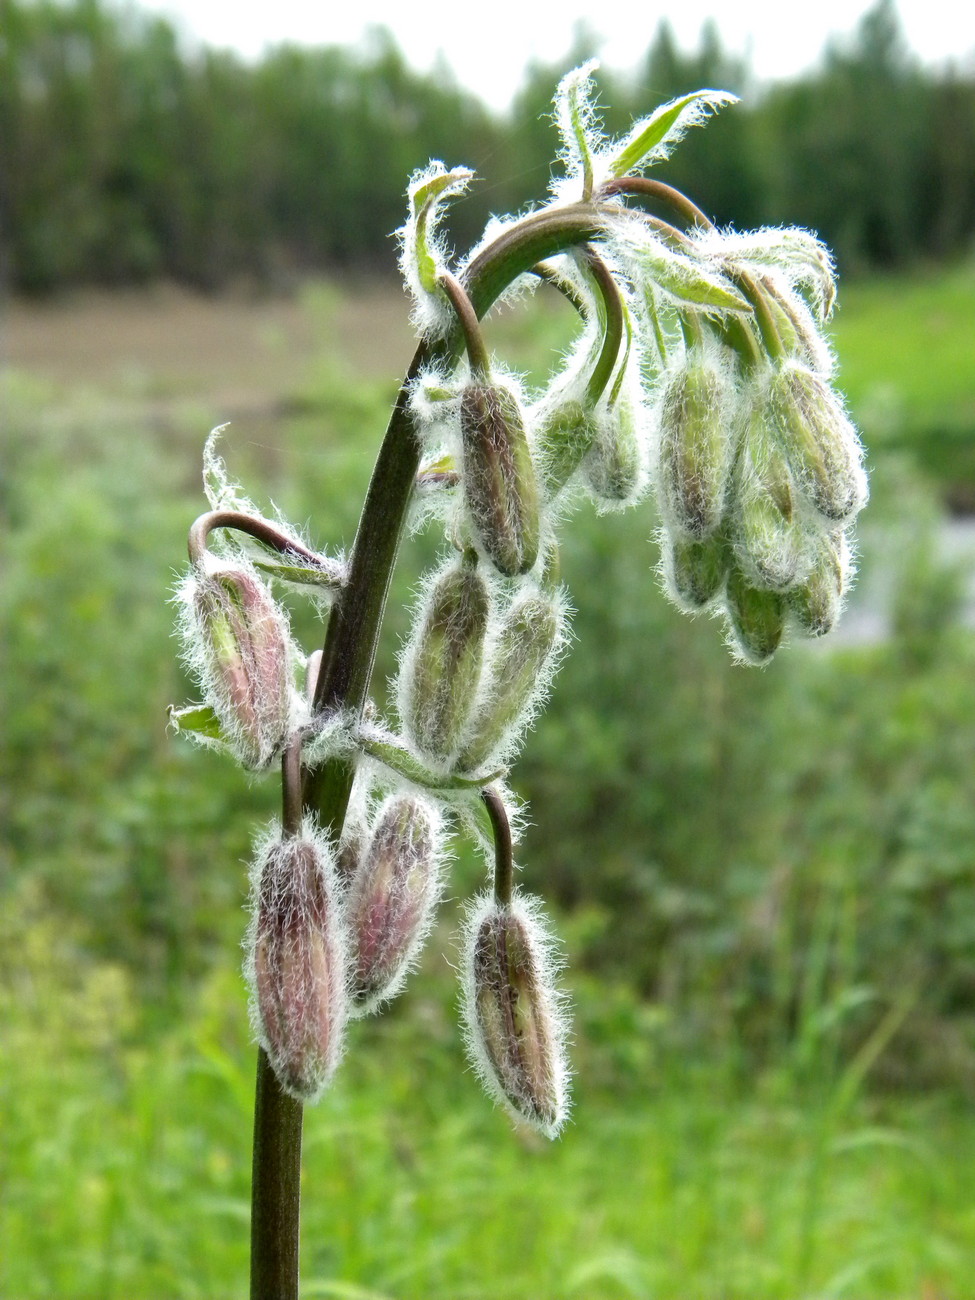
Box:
[4,2,975,1297]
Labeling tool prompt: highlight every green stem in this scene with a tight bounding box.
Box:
[439,272,491,378]
[483,785,514,907]
[582,249,625,408]
[733,268,787,361]
[249,200,607,1299]
[250,1049,303,1300]
[598,175,715,232]
[188,510,332,571]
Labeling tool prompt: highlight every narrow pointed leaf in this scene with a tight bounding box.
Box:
[631,234,751,313]
[358,728,503,791]
[252,556,345,592]
[608,89,738,177]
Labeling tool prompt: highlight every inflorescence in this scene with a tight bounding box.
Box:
[170,64,867,1136]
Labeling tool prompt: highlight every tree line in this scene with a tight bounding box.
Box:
[2,0,973,292]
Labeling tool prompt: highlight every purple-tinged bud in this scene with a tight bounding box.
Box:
[582,396,645,506]
[657,361,734,539]
[460,381,540,576]
[401,555,490,763]
[346,796,442,1015]
[788,530,849,637]
[725,567,785,665]
[536,398,597,500]
[188,562,292,769]
[461,892,569,1138]
[663,532,729,611]
[733,412,808,592]
[765,362,867,524]
[456,589,564,773]
[246,827,346,1101]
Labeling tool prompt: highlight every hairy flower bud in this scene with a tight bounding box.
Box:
[788,529,849,637]
[346,796,442,1015]
[734,412,808,591]
[582,396,645,506]
[186,562,292,769]
[765,362,867,524]
[663,532,730,611]
[461,893,569,1137]
[246,827,346,1101]
[401,554,490,763]
[457,589,564,772]
[657,360,733,539]
[459,381,540,576]
[536,397,598,500]
[725,567,785,665]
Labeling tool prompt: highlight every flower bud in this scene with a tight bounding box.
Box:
[346,796,442,1015]
[733,411,808,592]
[456,589,563,772]
[401,554,490,762]
[535,397,597,500]
[657,361,733,538]
[462,893,569,1138]
[188,562,292,769]
[725,567,785,665]
[663,532,729,611]
[246,828,346,1101]
[582,396,645,506]
[765,362,867,524]
[787,529,849,637]
[459,381,540,576]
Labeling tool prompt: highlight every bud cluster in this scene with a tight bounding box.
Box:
[655,344,864,664]
[397,555,567,778]
[172,63,871,1138]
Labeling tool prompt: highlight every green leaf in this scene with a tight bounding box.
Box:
[555,60,600,198]
[168,703,226,741]
[632,236,751,314]
[608,89,738,177]
[358,730,503,792]
[252,557,343,591]
[408,165,474,295]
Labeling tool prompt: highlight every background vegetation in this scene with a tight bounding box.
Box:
[2,0,974,291]
[3,1,975,1294]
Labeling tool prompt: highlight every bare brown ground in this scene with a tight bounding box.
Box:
[3,279,415,408]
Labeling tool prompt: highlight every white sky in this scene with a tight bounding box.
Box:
[134,0,975,109]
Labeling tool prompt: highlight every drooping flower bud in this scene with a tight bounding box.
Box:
[733,410,808,592]
[346,796,442,1016]
[246,825,346,1102]
[765,362,867,524]
[788,529,850,637]
[582,395,646,506]
[657,359,734,539]
[725,567,785,665]
[663,532,730,611]
[461,892,569,1138]
[459,381,540,576]
[400,553,490,763]
[184,561,293,769]
[535,397,597,500]
[456,589,564,773]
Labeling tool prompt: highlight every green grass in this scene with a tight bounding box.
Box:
[3,914,974,1300]
[4,269,975,1298]
[828,264,975,506]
